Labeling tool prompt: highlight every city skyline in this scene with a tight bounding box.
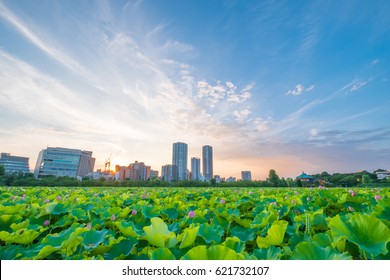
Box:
[1,1,389,180]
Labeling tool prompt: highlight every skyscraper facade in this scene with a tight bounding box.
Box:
[241,171,252,181]
[191,157,201,181]
[202,145,213,181]
[0,153,30,174]
[161,164,178,182]
[172,142,188,181]
[34,147,95,178]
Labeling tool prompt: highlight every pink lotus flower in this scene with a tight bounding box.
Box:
[94,193,98,197]
[318,185,325,189]
[294,191,299,195]
[307,196,311,201]
[56,195,61,201]
[10,195,15,200]
[111,214,116,221]
[188,211,196,218]
[220,199,226,204]
[285,196,289,200]
[375,195,382,201]
[348,206,355,212]
[43,220,50,226]
[234,189,238,193]
[270,202,277,207]
[131,209,137,215]
[291,199,296,204]
[44,199,50,203]
[142,194,146,199]
[86,223,92,230]
[249,191,253,195]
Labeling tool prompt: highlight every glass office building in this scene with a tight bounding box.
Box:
[34,147,95,179]
[0,153,30,174]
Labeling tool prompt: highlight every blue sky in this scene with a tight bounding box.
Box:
[0,0,389,179]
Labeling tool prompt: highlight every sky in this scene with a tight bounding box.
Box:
[0,0,389,180]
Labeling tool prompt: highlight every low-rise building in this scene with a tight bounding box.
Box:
[0,153,30,174]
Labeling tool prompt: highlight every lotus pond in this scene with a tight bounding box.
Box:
[0,186,389,260]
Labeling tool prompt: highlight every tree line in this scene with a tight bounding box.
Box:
[0,165,389,187]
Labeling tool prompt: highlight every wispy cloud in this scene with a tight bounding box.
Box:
[196,80,253,106]
[340,78,371,94]
[286,83,316,96]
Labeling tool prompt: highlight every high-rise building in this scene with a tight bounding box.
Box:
[161,164,178,182]
[118,161,150,181]
[0,153,30,174]
[191,157,201,181]
[241,171,252,181]
[202,145,213,181]
[172,142,188,181]
[34,147,95,178]
[149,170,159,180]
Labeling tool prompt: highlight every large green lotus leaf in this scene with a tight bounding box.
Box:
[256,220,288,249]
[108,207,122,216]
[0,214,22,231]
[251,212,271,228]
[143,217,177,248]
[41,224,79,247]
[118,207,131,218]
[103,237,137,260]
[253,246,283,260]
[373,198,390,227]
[291,242,352,260]
[162,208,179,220]
[46,203,70,215]
[81,229,109,250]
[36,245,60,260]
[178,225,199,249]
[232,216,251,228]
[313,232,333,248]
[70,209,88,221]
[3,229,40,245]
[328,214,390,257]
[198,223,222,244]
[181,245,244,260]
[223,237,246,253]
[115,221,138,238]
[10,220,29,231]
[0,244,22,260]
[230,226,256,242]
[149,247,177,260]
[0,205,25,215]
[142,205,160,219]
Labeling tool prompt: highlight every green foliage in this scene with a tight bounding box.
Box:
[0,186,388,259]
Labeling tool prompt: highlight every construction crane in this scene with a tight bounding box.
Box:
[104,150,121,172]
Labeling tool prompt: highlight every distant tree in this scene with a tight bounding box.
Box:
[286,178,294,187]
[268,169,280,187]
[210,178,217,187]
[296,179,302,188]
[0,165,5,176]
[362,174,371,185]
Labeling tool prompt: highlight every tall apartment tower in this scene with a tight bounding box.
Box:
[202,145,213,181]
[241,171,252,181]
[172,142,188,181]
[34,147,95,179]
[191,157,201,181]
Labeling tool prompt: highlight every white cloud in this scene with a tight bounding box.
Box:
[233,109,251,122]
[196,80,253,105]
[341,78,371,93]
[162,40,194,52]
[287,84,304,95]
[305,84,315,92]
